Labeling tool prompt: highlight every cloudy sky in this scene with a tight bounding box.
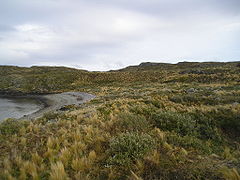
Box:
[0,0,240,71]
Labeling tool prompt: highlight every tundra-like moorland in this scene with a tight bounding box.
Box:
[0,62,240,180]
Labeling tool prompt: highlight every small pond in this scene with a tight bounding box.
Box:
[0,97,43,121]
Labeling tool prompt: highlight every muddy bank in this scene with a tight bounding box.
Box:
[23,92,95,120]
[0,96,44,121]
[0,92,95,120]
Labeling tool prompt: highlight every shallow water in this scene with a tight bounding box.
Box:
[0,97,43,121]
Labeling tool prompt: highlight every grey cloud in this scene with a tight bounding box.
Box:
[0,25,15,32]
[88,0,240,17]
[0,0,239,70]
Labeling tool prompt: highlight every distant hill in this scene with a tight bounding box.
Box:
[116,61,240,72]
[0,61,239,94]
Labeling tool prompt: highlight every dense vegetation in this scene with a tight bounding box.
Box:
[0,61,240,179]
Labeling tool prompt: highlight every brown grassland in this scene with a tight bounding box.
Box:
[0,62,240,179]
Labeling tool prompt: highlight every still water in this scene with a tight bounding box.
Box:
[0,97,43,121]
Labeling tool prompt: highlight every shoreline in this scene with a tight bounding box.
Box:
[0,92,95,120]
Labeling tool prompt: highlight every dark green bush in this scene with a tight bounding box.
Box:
[152,111,222,141]
[97,104,113,120]
[107,132,156,167]
[170,94,201,105]
[0,119,28,135]
[166,133,214,154]
[203,108,240,136]
[170,94,240,106]
[152,111,196,136]
[190,112,222,141]
[114,112,151,133]
[130,104,158,119]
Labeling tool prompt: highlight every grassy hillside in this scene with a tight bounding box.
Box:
[1,62,240,94]
[0,62,240,179]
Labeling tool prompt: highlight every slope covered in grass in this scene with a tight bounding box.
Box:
[0,62,240,179]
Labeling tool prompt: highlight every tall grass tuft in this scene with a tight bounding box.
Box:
[49,161,69,180]
[220,167,240,180]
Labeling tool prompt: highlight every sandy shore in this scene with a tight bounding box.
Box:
[20,92,95,120]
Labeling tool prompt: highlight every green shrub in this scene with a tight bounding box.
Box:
[152,111,222,141]
[152,111,196,136]
[203,108,240,136]
[170,94,240,106]
[130,104,158,119]
[190,112,222,141]
[166,133,214,154]
[107,132,156,167]
[97,104,113,120]
[0,119,28,135]
[170,94,201,105]
[114,112,151,133]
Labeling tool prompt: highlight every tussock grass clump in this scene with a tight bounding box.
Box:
[50,161,69,180]
[220,167,240,180]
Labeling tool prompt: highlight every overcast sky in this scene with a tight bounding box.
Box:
[0,0,239,71]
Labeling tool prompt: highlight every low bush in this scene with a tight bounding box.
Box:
[166,133,216,154]
[190,112,222,141]
[113,112,151,133]
[130,104,158,119]
[152,111,196,136]
[203,107,240,137]
[0,118,28,136]
[107,132,156,167]
[152,111,222,142]
[170,94,240,106]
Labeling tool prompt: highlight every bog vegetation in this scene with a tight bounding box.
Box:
[0,62,240,179]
